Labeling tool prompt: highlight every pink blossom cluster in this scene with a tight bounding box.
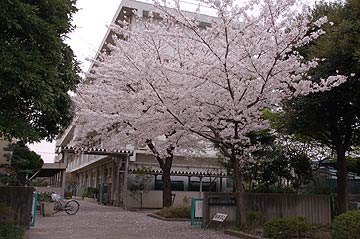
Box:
[74,0,346,159]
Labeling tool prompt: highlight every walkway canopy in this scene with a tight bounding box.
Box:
[34,163,66,178]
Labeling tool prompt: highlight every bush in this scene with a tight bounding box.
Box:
[37,192,51,202]
[0,224,24,239]
[250,184,296,194]
[331,210,360,239]
[64,190,73,199]
[155,206,191,219]
[0,204,18,225]
[82,187,98,198]
[245,211,263,228]
[264,217,312,239]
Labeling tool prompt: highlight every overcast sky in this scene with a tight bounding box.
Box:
[29,0,122,162]
[29,0,323,162]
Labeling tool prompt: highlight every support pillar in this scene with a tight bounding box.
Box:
[122,155,130,209]
[61,170,66,196]
[100,165,105,204]
[220,177,223,192]
[188,176,191,191]
[116,158,122,207]
[199,176,203,198]
[111,159,116,204]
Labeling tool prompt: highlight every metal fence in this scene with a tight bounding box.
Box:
[244,193,331,225]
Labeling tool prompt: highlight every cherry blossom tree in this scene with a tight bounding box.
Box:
[75,0,346,221]
[75,77,202,207]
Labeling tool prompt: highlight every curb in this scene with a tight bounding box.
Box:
[224,229,266,239]
[147,213,191,221]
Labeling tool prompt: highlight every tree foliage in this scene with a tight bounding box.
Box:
[0,0,81,142]
[279,0,360,213]
[221,130,313,193]
[0,141,43,185]
[74,0,346,223]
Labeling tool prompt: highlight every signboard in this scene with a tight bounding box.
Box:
[208,197,236,206]
[191,198,204,226]
[194,200,203,218]
[212,213,228,222]
[30,193,37,227]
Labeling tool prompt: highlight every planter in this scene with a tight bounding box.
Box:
[40,202,54,217]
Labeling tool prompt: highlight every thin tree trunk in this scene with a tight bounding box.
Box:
[231,152,246,226]
[336,145,348,213]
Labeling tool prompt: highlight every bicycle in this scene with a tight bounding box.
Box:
[51,193,80,215]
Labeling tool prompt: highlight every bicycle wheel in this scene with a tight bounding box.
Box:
[64,200,80,215]
[54,201,62,213]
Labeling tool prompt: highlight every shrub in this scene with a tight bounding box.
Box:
[0,204,18,225]
[82,187,98,198]
[264,217,312,239]
[331,210,360,239]
[245,211,263,228]
[0,224,24,239]
[250,184,296,194]
[37,192,51,202]
[155,206,191,219]
[64,190,73,199]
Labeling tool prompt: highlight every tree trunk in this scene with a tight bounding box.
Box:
[336,145,348,213]
[161,156,173,208]
[146,140,174,208]
[231,152,246,226]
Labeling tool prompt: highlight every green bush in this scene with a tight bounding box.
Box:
[0,204,18,225]
[37,192,51,202]
[245,211,263,228]
[250,184,296,194]
[0,224,24,239]
[64,190,73,199]
[155,206,191,219]
[264,217,312,239]
[82,187,98,198]
[331,210,360,239]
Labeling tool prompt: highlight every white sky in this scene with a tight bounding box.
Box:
[29,0,322,163]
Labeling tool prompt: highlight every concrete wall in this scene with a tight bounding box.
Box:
[0,186,34,228]
[202,192,331,226]
[0,139,10,177]
[0,139,10,161]
[35,186,63,195]
[202,192,239,226]
[126,190,202,208]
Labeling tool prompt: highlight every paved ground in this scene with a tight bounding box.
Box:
[26,200,237,239]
